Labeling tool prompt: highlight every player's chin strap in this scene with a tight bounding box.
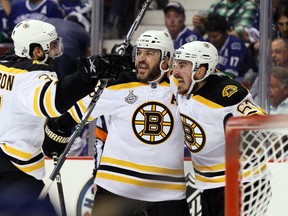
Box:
[187,69,210,99]
[148,59,169,85]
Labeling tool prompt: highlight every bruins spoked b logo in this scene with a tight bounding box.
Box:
[180,113,206,153]
[132,102,173,144]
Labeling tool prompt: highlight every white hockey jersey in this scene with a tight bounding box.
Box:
[170,73,266,191]
[68,76,187,202]
[0,58,61,180]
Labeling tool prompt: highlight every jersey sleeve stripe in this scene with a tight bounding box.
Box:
[38,81,52,117]
[44,80,60,117]
[77,99,94,122]
[69,102,93,123]
[1,143,33,159]
[33,85,43,117]
[73,103,83,120]
[68,107,80,123]
[14,159,45,173]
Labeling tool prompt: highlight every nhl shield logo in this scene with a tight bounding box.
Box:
[125,90,138,104]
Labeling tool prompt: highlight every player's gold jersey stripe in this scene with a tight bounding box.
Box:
[101,156,184,176]
[195,174,225,183]
[45,81,58,117]
[192,95,223,108]
[2,144,32,159]
[33,86,42,117]
[192,161,225,172]
[15,160,45,172]
[77,100,94,122]
[69,107,79,123]
[108,82,148,90]
[97,172,186,191]
[0,65,28,74]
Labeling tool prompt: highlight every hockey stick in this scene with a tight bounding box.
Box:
[39,0,152,200]
[52,152,67,216]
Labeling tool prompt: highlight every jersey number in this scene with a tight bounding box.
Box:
[230,56,239,67]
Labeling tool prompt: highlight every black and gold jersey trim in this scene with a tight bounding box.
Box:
[98,165,186,183]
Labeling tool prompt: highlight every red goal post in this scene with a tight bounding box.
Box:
[225,114,288,216]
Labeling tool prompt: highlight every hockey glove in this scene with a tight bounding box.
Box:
[42,117,72,158]
[77,54,130,84]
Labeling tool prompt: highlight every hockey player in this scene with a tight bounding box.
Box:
[46,30,190,216]
[170,41,270,216]
[0,19,128,215]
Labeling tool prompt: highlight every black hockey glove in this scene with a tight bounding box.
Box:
[77,54,130,84]
[42,117,72,158]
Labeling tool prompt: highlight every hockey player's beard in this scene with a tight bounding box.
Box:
[136,64,160,83]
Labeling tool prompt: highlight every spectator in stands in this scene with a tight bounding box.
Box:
[250,38,288,103]
[46,17,90,79]
[164,1,203,49]
[271,38,288,68]
[8,0,63,34]
[192,0,259,40]
[270,66,288,114]
[273,5,288,39]
[204,13,253,80]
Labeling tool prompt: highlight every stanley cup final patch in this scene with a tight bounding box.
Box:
[125,90,138,104]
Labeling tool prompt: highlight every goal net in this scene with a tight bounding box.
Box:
[225,114,288,216]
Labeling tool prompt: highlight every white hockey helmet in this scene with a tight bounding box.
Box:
[174,41,218,94]
[174,41,218,74]
[11,19,62,59]
[136,30,174,77]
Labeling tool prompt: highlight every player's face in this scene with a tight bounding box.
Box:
[48,38,63,59]
[172,60,192,94]
[135,48,161,82]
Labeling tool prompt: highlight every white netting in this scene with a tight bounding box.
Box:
[238,128,288,216]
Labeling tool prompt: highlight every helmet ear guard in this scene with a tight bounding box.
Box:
[11,19,63,59]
